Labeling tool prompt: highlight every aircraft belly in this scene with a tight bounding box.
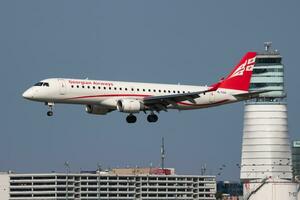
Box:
[173,94,233,110]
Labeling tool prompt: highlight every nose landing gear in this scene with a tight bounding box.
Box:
[47,111,53,116]
[45,102,54,117]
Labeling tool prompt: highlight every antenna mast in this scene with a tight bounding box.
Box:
[161,137,165,169]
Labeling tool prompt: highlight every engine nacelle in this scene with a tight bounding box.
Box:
[117,99,144,113]
[85,105,110,115]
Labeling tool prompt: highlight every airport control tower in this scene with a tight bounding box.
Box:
[240,42,299,200]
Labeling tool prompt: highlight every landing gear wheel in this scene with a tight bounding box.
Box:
[126,114,137,123]
[47,111,53,116]
[147,114,158,123]
[45,102,55,117]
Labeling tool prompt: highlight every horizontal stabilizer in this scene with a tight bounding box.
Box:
[233,90,271,100]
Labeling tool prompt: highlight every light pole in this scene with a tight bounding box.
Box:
[97,163,101,200]
[64,161,70,200]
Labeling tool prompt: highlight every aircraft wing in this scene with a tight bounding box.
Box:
[142,87,217,112]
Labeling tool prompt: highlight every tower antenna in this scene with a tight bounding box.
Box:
[264,41,272,52]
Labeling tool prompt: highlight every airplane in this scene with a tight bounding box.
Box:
[23,52,262,123]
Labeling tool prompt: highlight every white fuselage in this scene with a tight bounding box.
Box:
[23,78,240,111]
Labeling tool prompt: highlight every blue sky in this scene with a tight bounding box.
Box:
[0,0,299,181]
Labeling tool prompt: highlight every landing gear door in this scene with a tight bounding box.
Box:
[58,79,67,95]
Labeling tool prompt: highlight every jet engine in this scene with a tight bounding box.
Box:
[116,99,144,113]
[85,105,111,115]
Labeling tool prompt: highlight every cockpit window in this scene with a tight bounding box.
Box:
[34,82,43,86]
[34,82,50,87]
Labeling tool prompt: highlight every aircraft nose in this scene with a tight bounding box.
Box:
[22,88,34,99]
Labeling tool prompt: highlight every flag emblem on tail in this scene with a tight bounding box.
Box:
[218,52,257,91]
[228,57,256,79]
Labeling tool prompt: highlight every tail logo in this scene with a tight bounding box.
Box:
[228,57,256,79]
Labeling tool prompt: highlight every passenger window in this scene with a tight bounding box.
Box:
[77,85,79,88]
[93,86,95,89]
[137,89,139,91]
[143,89,145,92]
[114,87,117,90]
[109,87,111,90]
[125,88,128,91]
[178,91,180,93]
[173,91,176,93]
[163,90,166,93]
[131,88,134,91]
[87,86,90,89]
[159,90,161,93]
[148,89,151,92]
[98,86,101,89]
[119,88,122,90]
[104,87,106,90]
[153,89,156,92]
[71,85,74,88]
[168,90,171,93]
[82,86,85,88]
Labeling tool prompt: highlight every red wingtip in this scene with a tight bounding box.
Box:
[219,52,257,91]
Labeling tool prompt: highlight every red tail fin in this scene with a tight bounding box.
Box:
[219,52,257,91]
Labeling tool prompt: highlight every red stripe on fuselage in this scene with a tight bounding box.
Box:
[177,99,230,107]
[64,93,230,107]
[65,94,151,100]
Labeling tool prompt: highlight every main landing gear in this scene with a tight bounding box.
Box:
[125,113,159,123]
[147,113,158,123]
[45,102,54,117]
[126,114,137,123]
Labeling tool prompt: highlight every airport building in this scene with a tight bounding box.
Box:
[0,168,216,200]
[240,43,299,200]
[216,181,243,198]
[292,140,300,179]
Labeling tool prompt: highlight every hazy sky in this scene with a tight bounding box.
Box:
[1,0,299,181]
